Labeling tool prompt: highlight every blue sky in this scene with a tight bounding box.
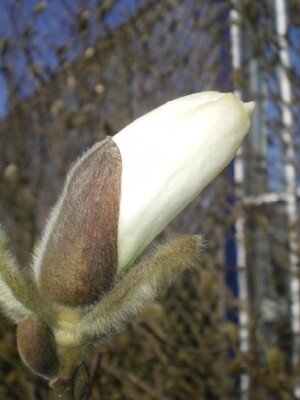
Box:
[0,0,144,117]
[1,0,299,190]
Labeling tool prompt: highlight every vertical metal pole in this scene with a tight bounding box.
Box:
[274,0,300,397]
[230,3,250,400]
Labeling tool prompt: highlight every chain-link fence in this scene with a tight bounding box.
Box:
[0,0,299,398]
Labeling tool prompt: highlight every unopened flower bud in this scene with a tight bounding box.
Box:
[33,91,254,308]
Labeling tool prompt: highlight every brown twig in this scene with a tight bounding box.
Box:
[51,376,75,400]
[50,354,89,400]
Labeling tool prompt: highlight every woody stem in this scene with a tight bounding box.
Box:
[51,374,76,400]
[50,346,88,400]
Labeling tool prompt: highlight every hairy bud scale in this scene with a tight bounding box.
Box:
[38,139,122,306]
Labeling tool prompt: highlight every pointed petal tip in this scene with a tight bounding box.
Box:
[243,101,256,116]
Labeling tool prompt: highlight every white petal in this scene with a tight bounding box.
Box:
[113,92,254,271]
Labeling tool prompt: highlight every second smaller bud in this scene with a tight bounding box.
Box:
[17,315,59,379]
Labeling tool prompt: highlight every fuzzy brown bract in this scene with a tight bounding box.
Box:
[38,138,122,306]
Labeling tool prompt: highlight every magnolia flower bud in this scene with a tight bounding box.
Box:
[0,91,255,398]
[33,91,254,307]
